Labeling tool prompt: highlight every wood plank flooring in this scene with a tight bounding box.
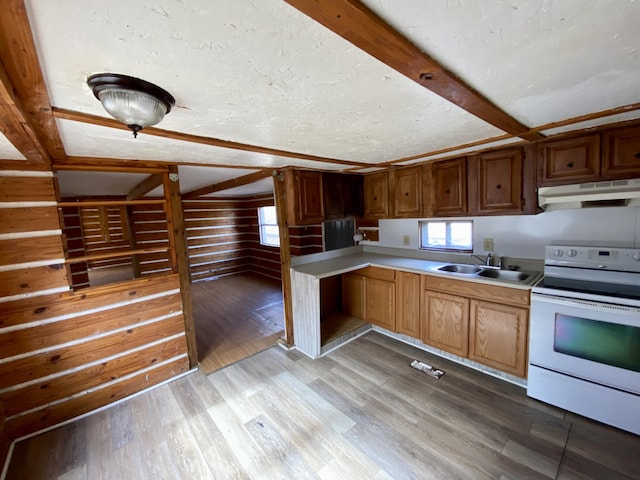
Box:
[190,273,284,373]
[5,332,639,479]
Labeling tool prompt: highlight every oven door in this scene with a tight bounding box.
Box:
[529,293,640,395]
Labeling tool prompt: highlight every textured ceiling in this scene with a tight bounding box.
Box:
[16,0,640,195]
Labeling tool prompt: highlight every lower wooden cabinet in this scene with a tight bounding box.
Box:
[422,290,469,357]
[395,272,420,338]
[468,300,528,377]
[366,278,395,331]
[341,269,395,331]
[340,268,529,378]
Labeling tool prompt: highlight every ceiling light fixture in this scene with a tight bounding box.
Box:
[87,73,175,138]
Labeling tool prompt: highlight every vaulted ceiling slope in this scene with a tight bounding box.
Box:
[1,0,639,194]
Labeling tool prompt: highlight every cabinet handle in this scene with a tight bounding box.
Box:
[496,184,502,189]
[634,152,640,158]
[567,162,574,168]
[445,189,450,194]
[374,196,378,200]
[405,192,409,196]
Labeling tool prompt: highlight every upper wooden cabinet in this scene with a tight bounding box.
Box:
[323,173,364,219]
[424,157,467,217]
[603,125,640,179]
[363,171,390,218]
[538,134,601,186]
[390,165,422,218]
[468,147,536,215]
[285,170,324,225]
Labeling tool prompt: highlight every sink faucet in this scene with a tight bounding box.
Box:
[471,253,503,269]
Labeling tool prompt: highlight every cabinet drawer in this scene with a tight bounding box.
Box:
[426,275,529,307]
[359,266,396,282]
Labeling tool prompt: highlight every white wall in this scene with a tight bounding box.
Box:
[377,207,640,260]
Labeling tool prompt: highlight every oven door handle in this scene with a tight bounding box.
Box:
[531,293,640,316]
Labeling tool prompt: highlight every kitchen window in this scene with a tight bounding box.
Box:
[258,205,280,247]
[419,220,472,252]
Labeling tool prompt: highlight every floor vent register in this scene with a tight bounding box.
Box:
[410,360,445,379]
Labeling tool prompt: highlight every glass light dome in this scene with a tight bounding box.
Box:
[88,73,175,138]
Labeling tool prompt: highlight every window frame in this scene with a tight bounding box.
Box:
[257,205,280,248]
[419,219,473,253]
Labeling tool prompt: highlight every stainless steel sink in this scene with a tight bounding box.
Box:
[435,263,535,284]
[437,264,483,274]
[476,269,531,282]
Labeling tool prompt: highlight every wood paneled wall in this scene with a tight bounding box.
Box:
[0,403,7,473]
[78,204,132,269]
[60,205,90,289]
[0,167,190,459]
[129,202,172,276]
[183,193,281,282]
[289,224,324,257]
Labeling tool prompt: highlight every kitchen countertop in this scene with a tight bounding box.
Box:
[291,251,542,289]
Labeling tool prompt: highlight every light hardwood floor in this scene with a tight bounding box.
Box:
[191,273,284,374]
[5,332,639,479]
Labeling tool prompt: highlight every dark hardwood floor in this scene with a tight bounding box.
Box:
[5,332,639,479]
[191,273,284,373]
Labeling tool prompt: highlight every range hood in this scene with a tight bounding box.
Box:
[538,178,640,210]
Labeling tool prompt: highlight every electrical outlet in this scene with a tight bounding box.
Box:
[483,237,494,251]
[403,235,410,246]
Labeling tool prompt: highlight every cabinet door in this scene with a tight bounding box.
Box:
[468,300,528,377]
[469,148,524,214]
[297,171,324,224]
[427,157,467,216]
[366,278,395,331]
[392,165,422,217]
[343,174,364,218]
[603,126,640,179]
[363,171,389,218]
[285,170,324,225]
[323,173,364,219]
[342,273,366,320]
[422,290,469,357]
[395,272,420,338]
[323,173,344,219]
[538,134,601,186]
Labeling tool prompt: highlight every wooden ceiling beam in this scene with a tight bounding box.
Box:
[52,107,372,168]
[53,157,170,173]
[0,0,66,162]
[126,173,165,200]
[0,61,50,164]
[183,170,273,199]
[284,0,543,141]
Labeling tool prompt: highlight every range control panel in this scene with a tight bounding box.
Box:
[545,245,640,273]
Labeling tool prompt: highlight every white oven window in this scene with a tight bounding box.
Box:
[554,314,640,372]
